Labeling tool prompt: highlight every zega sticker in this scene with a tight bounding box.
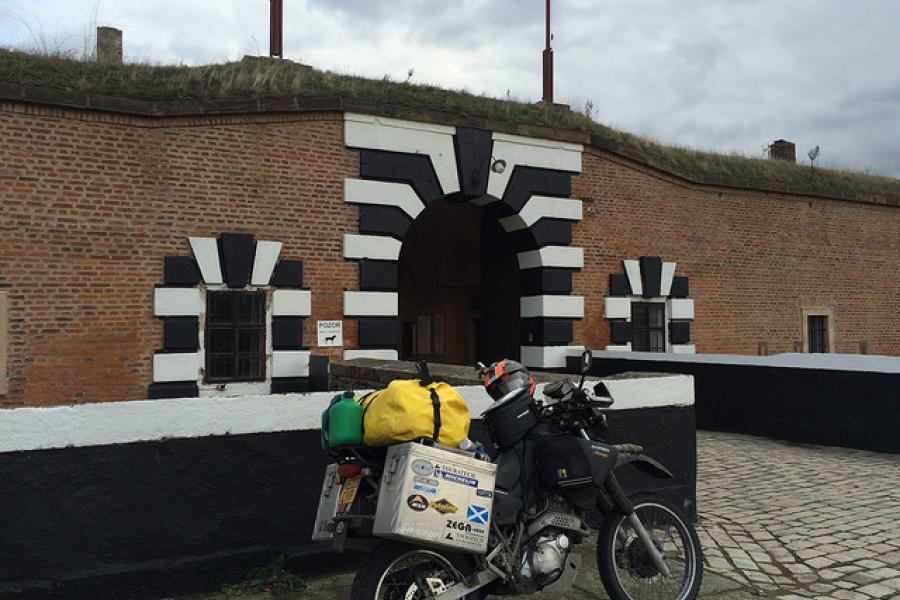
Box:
[413,483,438,496]
[476,488,493,498]
[407,494,428,512]
[435,470,478,488]
[411,459,433,477]
[414,476,439,486]
[467,505,489,525]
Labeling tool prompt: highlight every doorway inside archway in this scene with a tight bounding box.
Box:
[398,200,520,366]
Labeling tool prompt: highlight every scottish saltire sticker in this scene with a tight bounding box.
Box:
[467,505,489,525]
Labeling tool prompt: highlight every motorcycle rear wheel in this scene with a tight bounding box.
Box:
[596,493,703,600]
[350,541,483,600]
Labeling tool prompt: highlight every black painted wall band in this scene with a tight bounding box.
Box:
[271,260,304,288]
[639,256,662,298]
[270,377,311,394]
[359,260,399,291]
[521,268,574,296]
[164,256,201,286]
[611,321,633,344]
[521,318,574,346]
[609,273,632,296]
[359,149,443,203]
[453,127,493,199]
[669,321,691,345]
[358,317,399,348]
[148,381,199,399]
[671,276,689,298]
[358,205,413,240]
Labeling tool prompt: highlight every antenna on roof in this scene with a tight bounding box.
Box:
[808,145,820,168]
[542,0,553,103]
[270,0,283,58]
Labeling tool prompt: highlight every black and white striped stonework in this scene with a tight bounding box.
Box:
[151,233,324,399]
[342,113,585,368]
[604,256,695,353]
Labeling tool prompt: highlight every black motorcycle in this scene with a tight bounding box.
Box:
[315,351,703,600]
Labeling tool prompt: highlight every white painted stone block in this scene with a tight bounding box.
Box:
[499,196,582,231]
[660,262,677,297]
[153,352,200,383]
[250,241,282,286]
[520,295,585,318]
[188,237,223,285]
[272,351,311,378]
[343,234,402,261]
[344,292,398,317]
[154,288,204,316]
[517,246,584,270]
[272,290,311,316]
[623,260,642,296]
[669,299,695,320]
[520,345,584,369]
[343,349,400,361]
[671,344,697,354]
[344,179,424,219]
[604,297,632,320]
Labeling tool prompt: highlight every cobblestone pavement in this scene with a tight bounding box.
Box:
[696,431,900,599]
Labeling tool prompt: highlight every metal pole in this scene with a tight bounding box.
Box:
[542,0,553,103]
[270,0,283,58]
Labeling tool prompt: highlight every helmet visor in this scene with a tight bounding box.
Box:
[488,371,530,401]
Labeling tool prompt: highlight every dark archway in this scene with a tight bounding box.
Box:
[398,200,520,366]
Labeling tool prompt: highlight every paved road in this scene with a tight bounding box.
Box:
[696,431,900,600]
[176,431,898,600]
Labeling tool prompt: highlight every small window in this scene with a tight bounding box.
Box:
[807,315,829,353]
[205,292,266,382]
[632,302,666,352]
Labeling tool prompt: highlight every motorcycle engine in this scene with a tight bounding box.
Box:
[519,531,571,581]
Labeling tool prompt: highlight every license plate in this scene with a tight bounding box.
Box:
[338,476,361,506]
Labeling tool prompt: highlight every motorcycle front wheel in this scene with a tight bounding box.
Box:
[350,541,482,600]
[597,493,703,600]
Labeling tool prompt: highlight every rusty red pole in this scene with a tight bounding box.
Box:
[542,0,553,103]
[270,0,283,58]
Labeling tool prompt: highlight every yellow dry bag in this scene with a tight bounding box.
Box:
[359,378,470,447]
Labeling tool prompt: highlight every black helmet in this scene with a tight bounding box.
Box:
[482,359,536,401]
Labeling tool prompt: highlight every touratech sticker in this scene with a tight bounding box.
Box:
[435,470,478,488]
[411,459,434,477]
[407,494,428,512]
[429,498,459,514]
[466,505,489,525]
[413,483,438,496]
[414,476,440,486]
[476,488,493,498]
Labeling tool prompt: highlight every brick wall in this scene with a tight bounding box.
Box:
[2,102,899,406]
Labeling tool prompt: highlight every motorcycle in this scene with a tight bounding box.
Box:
[314,350,703,600]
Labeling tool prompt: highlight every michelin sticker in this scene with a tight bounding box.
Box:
[435,470,478,488]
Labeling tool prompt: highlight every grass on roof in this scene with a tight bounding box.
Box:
[1,48,897,202]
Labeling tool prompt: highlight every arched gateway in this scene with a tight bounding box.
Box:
[341,113,585,369]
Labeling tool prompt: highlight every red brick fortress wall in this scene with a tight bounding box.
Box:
[0,104,358,406]
[2,102,899,407]
[572,148,900,356]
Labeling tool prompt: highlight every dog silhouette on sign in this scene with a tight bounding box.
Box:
[324,334,337,343]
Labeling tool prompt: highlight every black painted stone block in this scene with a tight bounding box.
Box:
[528,219,573,247]
[670,276,689,298]
[521,268,573,296]
[272,317,303,350]
[271,377,310,394]
[359,260,399,291]
[218,233,255,289]
[639,256,662,298]
[164,256,201,286]
[271,260,304,288]
[454,127,493,198]
[359,149,443,204]
[148,381,199,399]
[669,321,691,345]
[164,317,199,351]
[359,205,412,240]
[609,273,632,296]
[521,318,573,346]
[358,318,398,348]
[610,321,632,344]
[501,166,571,213]
[309,355,330,392]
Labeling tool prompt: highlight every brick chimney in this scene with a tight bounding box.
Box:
[769,139,796,162]
[96,27,123,64]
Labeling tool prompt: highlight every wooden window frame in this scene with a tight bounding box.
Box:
[802,307,834,353]
[631,301,666,353]
[204,291,266,383]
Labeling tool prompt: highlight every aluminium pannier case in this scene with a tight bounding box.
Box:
[359,379,470,448]
[373,442,497,554]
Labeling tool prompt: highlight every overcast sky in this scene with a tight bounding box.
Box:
[2,0,898,177]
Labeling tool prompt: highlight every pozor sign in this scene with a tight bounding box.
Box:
[317,320,343,347]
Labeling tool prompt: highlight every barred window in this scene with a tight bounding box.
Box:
[631,302,666,352]
[205,292,266,382]
[807,315,829,353]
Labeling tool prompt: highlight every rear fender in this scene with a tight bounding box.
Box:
[615,452,674,479]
